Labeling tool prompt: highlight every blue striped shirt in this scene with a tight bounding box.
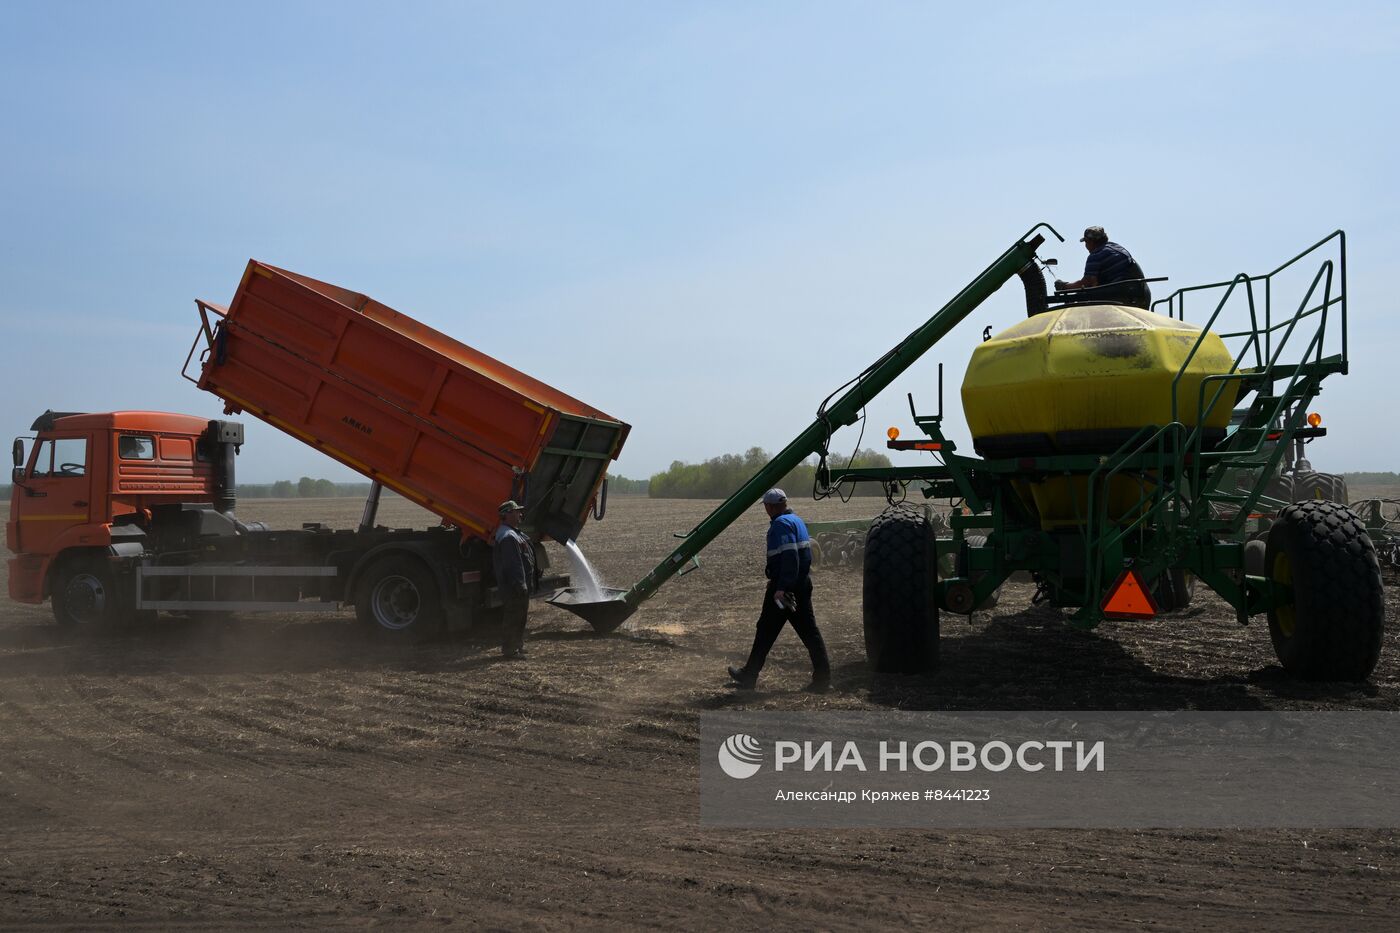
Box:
[1084,241,1139,285]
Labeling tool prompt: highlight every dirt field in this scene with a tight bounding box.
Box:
[2,494,1398,930]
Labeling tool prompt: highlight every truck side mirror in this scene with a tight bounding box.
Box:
[11,466,23,484]
[11,438,22,468]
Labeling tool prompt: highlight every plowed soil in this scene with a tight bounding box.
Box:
[2,495,1398,930]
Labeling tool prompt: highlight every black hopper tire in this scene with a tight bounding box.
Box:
[1152,568,1196,613]
[1265,500,1384,681]
[1243,538,1267,577]
[862,506,938,674]
[958,534,1002,613]
[354,555,443,639]
[51,558,131,629]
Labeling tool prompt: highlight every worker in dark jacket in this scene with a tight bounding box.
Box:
[1054,226,1151,309]
[728,489,831,691]
[493,499,535,659]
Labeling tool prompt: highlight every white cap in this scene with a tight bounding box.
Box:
[761,488,787,505]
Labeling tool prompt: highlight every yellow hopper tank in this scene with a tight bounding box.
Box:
[961,304,1238,528]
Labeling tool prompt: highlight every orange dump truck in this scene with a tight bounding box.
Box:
[6,262,629,635]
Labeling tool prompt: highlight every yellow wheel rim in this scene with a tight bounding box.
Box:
[1271,551,1295,638]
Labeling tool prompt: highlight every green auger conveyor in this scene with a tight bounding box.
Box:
[548,224,1059,631]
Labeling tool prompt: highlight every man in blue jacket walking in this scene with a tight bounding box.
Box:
[728,488,831,692]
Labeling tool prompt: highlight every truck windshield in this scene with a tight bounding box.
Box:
[31,437,88,477]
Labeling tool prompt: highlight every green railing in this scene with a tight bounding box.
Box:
[1077,232,1347,618]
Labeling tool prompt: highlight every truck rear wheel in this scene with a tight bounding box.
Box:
[52,559,130,628]
[1266,501,1384,681]
[355,555,442,638]
[862,506,938,673]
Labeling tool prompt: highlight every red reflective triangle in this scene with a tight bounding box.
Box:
[1101,568,1158,619]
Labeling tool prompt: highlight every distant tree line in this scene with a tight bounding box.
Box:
[239,479,378,499]
[647,447,894,499]
[1342,472,1400,485]
[605,473,650,495]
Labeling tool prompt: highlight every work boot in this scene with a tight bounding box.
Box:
[804,676,831,694]
[502,648,528,660]
[727,665,757,689]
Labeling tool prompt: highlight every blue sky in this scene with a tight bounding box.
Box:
[3,2,1397,482]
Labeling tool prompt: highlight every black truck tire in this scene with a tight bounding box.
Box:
[862,506,938,673]
[51,558,130,628]
[1265,500,1384,681]
[355,554,443,638]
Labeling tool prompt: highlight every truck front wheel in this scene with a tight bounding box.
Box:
[52,559,130,628]
[355,555,442,638]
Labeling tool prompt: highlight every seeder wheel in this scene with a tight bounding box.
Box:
[1265,500,1384,681]
[862,506,938,673]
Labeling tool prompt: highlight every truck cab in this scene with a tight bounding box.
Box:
[8,410,223,611]
[8,409,561,636]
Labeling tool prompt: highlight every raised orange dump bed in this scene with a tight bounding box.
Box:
[188,261,629,543]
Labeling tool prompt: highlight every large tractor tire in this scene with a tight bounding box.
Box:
[354,554,443,639]
[1328,474,1350,506]
[1293,471,1348,505]
[1261,471,1294,505]
[1291,470,1322,502]
[1265,500,1384,681]
[862,506,938,673]
[51,558,132,628]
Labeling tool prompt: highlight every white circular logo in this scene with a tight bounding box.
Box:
[718,733,764,779]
